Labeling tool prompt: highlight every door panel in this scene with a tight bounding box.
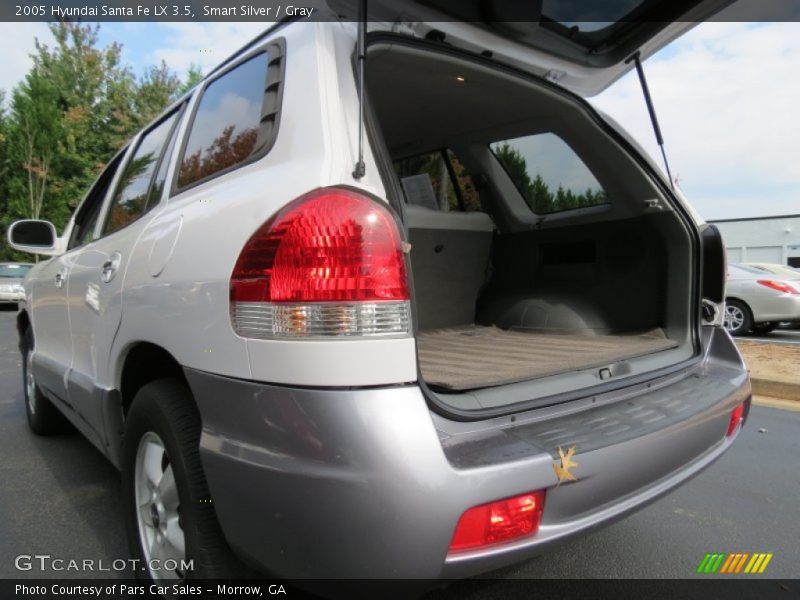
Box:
[29,254,75,401]
[67,223,150,435]
[66,108,183,438]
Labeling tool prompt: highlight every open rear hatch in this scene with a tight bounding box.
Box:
[362,19,712,412]
[340,0,736,412]
[343,0,735,95]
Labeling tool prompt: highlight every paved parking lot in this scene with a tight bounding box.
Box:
[0,308,798,585]
[736,329,800,345]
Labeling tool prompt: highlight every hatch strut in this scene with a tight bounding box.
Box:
[352,0,367,179]
[626,51,675,191]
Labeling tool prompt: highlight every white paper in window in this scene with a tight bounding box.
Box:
[401,174,439,210]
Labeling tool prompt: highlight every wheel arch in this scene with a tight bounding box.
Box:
[17,309,31,342]
[724,296,753,317]
[118,342,189,417]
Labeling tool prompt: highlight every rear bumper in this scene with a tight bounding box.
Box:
[186,328,749,579]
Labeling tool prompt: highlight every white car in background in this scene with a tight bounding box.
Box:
[743,263,800,280]
[724,263,800,336]
[0,262,33,307]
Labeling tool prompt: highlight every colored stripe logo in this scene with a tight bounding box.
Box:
[696,552,773,574]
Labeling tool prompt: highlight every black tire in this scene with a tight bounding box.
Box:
[122,378,249,580]
[21,328,72,435]
[723,299,753,336]
[750,322,779,335]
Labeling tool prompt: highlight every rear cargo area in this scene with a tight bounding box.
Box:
[418,326,677,390]
[367,39,697,407]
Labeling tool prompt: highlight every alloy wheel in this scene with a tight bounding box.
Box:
[134,432,186,580]
[724,304,745,333]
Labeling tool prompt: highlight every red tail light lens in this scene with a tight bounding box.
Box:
[230,188,410,338]
[756,280,799,295]
[232,188,408,303]
[727,402,745,437]
[449,491,546,553]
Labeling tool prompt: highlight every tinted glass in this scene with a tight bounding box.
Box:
[0,264,32,278]
[490,133,608,214]
[177,53,268,189]
[76,205,103,247]
[146,116,181,208]
[68,153,125,249]
[542,0,644,30]
[394,149,481,212]
[104,112,179,235]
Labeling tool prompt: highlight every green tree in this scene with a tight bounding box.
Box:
[530,174,554,213]
[5,72,63,221]
[0,90,9,224]
[0,22,191,261]
[179,65,204,95]
[493,143,534,203]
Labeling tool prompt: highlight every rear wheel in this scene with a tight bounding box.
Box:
[123,379,250,580]
[723,300,752,336]
[21,328,72,435]
[750,322,778,335]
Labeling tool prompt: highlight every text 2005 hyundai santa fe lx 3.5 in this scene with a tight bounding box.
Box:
[8,0,750,582]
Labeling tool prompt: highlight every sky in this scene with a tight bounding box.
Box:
[0,20,798,221]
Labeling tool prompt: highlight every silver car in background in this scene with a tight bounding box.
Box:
[0,263,32,307]
[724,263,800,335]
[744,262,800,279]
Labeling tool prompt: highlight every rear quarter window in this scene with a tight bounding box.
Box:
[490,133,608,215]
[176,40,285,192]
[394,149,482,212]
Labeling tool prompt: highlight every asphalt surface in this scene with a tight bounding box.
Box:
[0,308,798,586]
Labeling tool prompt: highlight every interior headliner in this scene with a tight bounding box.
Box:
[366,40,671,226]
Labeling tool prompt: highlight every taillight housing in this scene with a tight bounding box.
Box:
[230,188,410,338]
[756,280,800,295]
[727,402,746,437]
[449,491,546,553]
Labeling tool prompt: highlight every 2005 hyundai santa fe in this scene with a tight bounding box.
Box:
[8,0,750,582]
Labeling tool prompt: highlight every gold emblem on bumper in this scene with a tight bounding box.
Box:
[553,446,579,485]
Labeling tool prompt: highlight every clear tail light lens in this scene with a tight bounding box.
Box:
[230,188,410,338]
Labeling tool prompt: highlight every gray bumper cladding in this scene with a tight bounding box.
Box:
[185,328,750,579]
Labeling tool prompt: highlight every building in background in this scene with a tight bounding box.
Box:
[711,214,800,268]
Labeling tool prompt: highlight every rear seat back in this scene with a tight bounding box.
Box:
[405,204,494,330]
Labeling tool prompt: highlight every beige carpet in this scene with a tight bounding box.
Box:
[417,325,678,390]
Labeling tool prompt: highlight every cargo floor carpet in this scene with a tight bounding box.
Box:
[417,325,678,390]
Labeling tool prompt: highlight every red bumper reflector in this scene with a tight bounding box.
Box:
[727,402,745,437]
[449,490,545,553]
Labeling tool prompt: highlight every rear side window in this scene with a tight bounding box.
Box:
[394,149,482,212]
[103,110,181,235]
[490,133,608,214]
[176,42,286,191]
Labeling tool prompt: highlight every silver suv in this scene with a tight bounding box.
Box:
[8,6,750,582]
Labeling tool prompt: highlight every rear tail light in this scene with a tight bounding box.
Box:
[449,491,546,553]
[230,188,410,338]
[756,280,799,295]
[727,402,746,437]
